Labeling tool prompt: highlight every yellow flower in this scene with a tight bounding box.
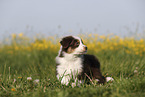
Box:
[18,33,23,37]
[113,43,118,46]
[7,51,13,54]
[12,34,16,39]
[110,46,114,50]
[18,77,22,79]
[135,51,139,55]
[11,88,16,91]
[126,50,131,54]
[15,46,19,50]
[139,39,144,43]
[143,48,145,51]
[99,35,106,39]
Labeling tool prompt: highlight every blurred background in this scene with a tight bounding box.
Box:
[0,0,145,39]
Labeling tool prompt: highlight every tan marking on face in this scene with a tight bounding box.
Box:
[67,47,75,53]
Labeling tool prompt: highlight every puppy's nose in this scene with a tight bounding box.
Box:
[85,46,87,51]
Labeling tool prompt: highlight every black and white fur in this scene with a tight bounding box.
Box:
[56,36,113,85]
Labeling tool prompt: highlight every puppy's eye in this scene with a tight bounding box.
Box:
[75,42,80,46]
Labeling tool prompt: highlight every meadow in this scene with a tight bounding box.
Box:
[0,33,145,97]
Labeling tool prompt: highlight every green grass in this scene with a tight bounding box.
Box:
[0,46,145,97]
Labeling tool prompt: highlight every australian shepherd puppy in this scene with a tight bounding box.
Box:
[56,36,113,85]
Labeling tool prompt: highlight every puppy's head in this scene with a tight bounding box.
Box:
[60,36,87,55]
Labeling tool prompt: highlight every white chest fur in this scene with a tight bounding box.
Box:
[56,56,83,85]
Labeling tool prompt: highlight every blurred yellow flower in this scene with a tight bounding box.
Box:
[0,34,144,56]
[99,35,106,39]
[126,50,131,54]
[135,51,139,55]
[139,39,144,43]
[18,33,23,37]
[11,88,16,91]
[15,46,19,50]
[12,34,16,39]
[18,77,22,79]
[110,46,114,50]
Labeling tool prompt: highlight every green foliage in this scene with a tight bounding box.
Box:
[0,39,145,97]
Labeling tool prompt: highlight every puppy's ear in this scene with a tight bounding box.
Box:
[60,40,69,48]
[60,36,74,48]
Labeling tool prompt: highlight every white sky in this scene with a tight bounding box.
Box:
[0,0,145,38]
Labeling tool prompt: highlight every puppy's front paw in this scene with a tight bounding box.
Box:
[106,77,114,82]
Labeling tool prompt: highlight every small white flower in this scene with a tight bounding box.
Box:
[134,70,138,73]
[13,79,16,83]
[71,83,76,88]
[33,79,39,83]
[27,77,32,80]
